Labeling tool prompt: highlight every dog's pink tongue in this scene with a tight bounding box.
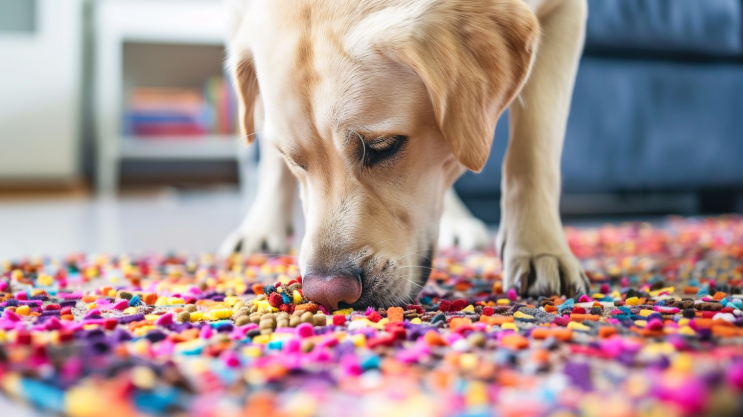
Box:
[302,275,362,311]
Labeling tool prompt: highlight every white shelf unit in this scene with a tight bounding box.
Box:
[119,135,237,160]
[94,0,244,194]
[0,0,83,183]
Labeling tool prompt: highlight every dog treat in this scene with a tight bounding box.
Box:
[1,218,743,416]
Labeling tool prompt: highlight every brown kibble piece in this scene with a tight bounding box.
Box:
[404,311,419,320]
[467,332,487,348]
[301,311,314,323]
[301,340,315,353]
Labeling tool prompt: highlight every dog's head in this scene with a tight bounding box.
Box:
[227,0,538,309]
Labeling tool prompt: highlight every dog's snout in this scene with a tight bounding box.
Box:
[302,274,362,311]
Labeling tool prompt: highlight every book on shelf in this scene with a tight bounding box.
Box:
[124,76,238,139]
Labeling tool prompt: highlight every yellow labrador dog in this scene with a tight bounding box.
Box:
[220,0,590,310]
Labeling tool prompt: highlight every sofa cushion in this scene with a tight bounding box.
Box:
[455,57,743,196]
[563,57,743,192]
[585,0,743,57]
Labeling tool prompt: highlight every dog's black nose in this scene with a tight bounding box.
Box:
[302,274,362,311]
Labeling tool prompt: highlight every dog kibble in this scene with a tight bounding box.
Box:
[300,311,314,323]
[313,313,326,327]
[234,315,251,327]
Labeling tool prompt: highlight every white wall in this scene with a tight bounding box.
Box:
[0,0,82,181]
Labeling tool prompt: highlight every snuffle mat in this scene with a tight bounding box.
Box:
[1,217,743,417]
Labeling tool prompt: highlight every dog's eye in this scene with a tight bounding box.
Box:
[363,135,406,166]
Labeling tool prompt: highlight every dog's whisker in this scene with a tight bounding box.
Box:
[403,267,425,290]
[392,249,436,263]
[228,252,299,259]
[373,238,395,247]
[406,278,424,290]
[396,265,448,276]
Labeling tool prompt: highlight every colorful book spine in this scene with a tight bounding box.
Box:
[124,77,238,138]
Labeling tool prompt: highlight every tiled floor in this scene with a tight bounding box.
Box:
[0,186,675,261]
[0,187,250,260]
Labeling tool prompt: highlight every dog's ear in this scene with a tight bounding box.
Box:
[392,0,539,172]
[226,0,259,145]
[233,58,259,145]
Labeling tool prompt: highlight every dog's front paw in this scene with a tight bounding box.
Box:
[497,211,589,298]
[438,214,490,251]
[218,208,292,256]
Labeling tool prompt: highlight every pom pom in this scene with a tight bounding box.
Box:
[386,307,404,322]
[268,292,283,308]
[143,293,158,305]
[296,322,314,338]
[332,315,346,326]
[155,313,174,326]
[366,311,382,323]
[450,299,467,311]
[482,307,494,316]
[439,300,452,312]
[406,304,424,314]
[128,295,141,307]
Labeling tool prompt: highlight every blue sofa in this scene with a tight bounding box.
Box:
[455,0,743,223]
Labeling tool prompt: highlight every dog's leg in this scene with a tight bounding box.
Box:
[439,188,490,250]
[219,100,297,256]
[497,0,589,296]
